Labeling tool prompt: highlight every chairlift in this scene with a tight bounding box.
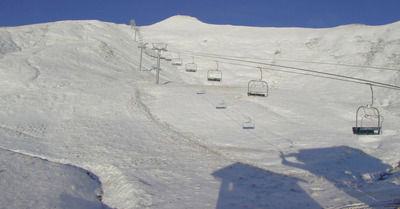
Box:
[172,53,182,66]
[352,85,382,135]
[207,61,222,82]
[196,89,206,95]
[159,50,167,59]
[149,50,157,58]
[185,57,197,72]
[248,67,269,97]
[164,53,172,61]
[242,117,255,129]
[216,100,227,109]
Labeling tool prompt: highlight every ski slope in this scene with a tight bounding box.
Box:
[1,16,400,208]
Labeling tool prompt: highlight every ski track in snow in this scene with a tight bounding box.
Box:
[0,16,400,208]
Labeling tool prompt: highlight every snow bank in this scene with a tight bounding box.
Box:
[0,148,109,209]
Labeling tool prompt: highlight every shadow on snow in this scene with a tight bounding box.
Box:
[213,146,399,208]
[281,145,399,208]
[212,162,322,209]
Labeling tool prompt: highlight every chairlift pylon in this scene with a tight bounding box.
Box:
[207,61,223,82]
[352,84,382,135]
[248,67,269,97]
[185,57,197,72]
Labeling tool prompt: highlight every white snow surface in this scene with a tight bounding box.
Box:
[1,15,400,208]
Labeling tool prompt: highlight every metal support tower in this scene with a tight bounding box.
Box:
[138,43,147,71]
[152,43,167,84]
[130,19,137,42]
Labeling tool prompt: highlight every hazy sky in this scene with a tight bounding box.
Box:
[1,0,400,28]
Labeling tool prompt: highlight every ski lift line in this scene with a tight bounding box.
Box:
[186,83,255,129]
[193,58,400,90]
[222,98,292,150]
[173,50,400,90]
[171,49,400,72]
[182,85,288,162]
[177,52,400,90]
[183,83,292,151]
[173,50,400,88]
[189,80,289,148]
[182,52,397,90]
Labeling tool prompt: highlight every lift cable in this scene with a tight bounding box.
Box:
[170,49,400,72]
[169,49,400,90]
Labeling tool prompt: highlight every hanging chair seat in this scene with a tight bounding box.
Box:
[172,59,182,66]
[185,63,197,72]
[248,80,268,97]
[207,70,222,82]
[352,127,381,135]
[247,91,268,97]
[207,61,222,81]
[352,105,382,135]
[216,100,227,109]
[242,117,255,129]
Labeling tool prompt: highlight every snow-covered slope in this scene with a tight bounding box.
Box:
[0,16,399,208]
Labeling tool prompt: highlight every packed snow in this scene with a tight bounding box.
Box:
[0,15,400,208]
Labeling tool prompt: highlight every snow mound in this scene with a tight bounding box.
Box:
[149,15,206,27]
[0,148,110,209]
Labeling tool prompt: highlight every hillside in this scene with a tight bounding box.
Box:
[0,16,399,208]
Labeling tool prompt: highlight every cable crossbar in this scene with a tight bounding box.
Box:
[170,49,400,90]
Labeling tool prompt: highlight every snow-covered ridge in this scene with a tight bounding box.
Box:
[1,16,400,208]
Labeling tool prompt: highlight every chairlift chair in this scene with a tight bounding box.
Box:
[208,61,222,82]
[159,50,167,60]
[165,53,172,61]
[242,117,255,129]
[185,57,197,72]
[247,68,269,97]
[352,105,382,135]
[352,85,382,135]
[172,53,182,66]
[149,50,157,58]
[216,100,227,109]
[172,58,182,66]
[196,89,206,94]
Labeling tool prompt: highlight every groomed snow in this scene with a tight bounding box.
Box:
[0,16,399,208]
